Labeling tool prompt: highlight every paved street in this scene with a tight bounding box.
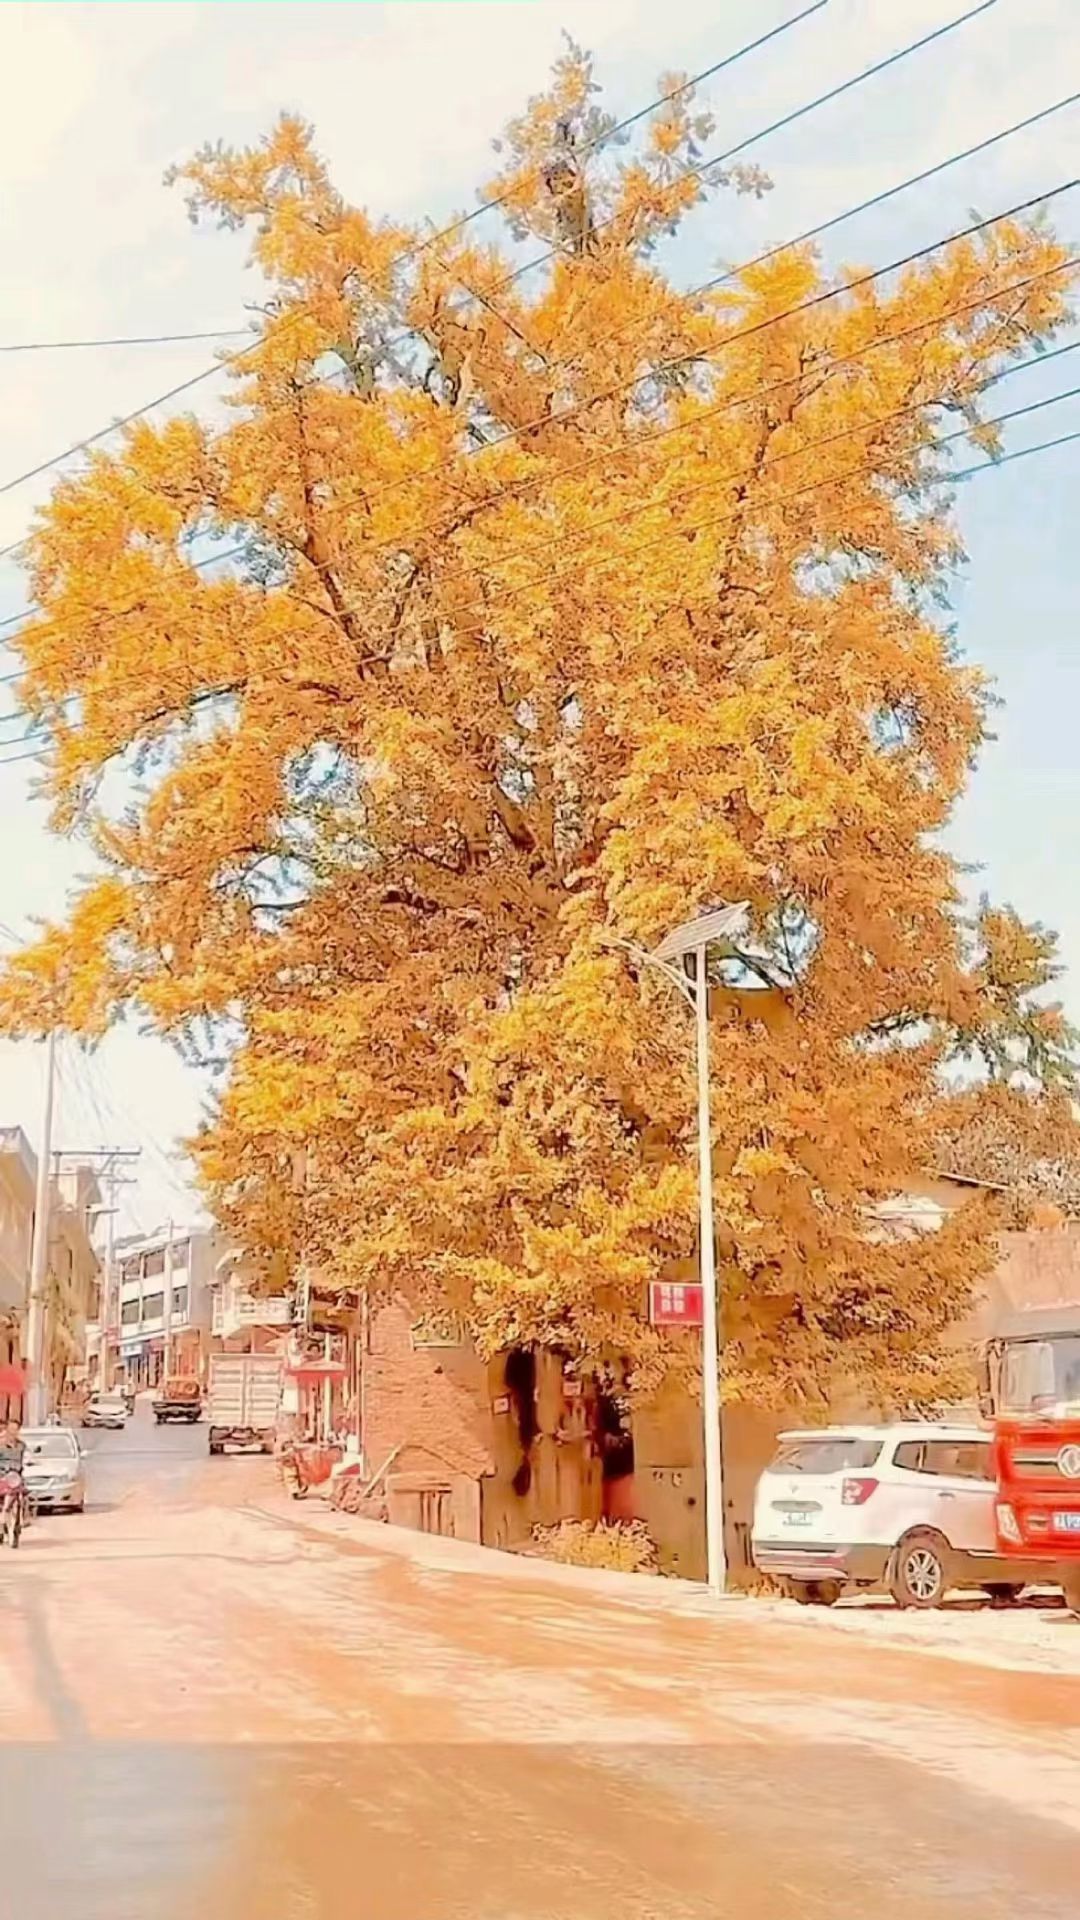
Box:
[2,1406,1080,1920]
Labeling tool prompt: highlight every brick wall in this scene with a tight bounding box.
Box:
[362,1305,495,1485]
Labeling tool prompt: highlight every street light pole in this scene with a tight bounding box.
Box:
[650,901,750,1600]
[693,942,725,1597]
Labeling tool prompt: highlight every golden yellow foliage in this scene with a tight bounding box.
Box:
[531,1518,658,1575]
[4,47,1077,1404]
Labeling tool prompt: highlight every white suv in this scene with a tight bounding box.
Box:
[751,1421,1055,1608]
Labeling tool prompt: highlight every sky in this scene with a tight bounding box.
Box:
[0,0,1077,1231]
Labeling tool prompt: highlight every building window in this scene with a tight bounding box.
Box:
[142,1292,165,1322]
[120,1298,139,1327]
[144,1248,165,1279]
[171,1288,188,1322]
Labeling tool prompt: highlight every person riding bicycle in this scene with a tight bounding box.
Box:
[0,1417,24,1474]
[0,1417,27,1546]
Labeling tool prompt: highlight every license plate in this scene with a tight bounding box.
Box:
[783,1511,813,1527]
[1052,1512,1080,1534]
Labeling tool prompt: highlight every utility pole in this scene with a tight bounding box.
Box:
[55,1148,140,1394]
[98,1194,118,1392]
[25,1030,57,1427]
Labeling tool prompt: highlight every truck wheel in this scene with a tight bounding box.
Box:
[890,1529,949,1609]
[1062,1570,1080,1616]
[208,1439,223,1456]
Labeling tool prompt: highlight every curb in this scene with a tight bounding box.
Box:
[244,1495,728,1612]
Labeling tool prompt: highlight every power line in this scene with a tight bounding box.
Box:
[0,2,990,419]
[304,253,1080,592]
[0,267,1073,746]
[0,11,827,515]
[258,368,1080,656]
[0,356,254,507]
[0,131,1071,704]
[354,176,1080,528]
[409,0,831,266]
[0,247,1074,752]
[0,62,1063,579]
[2,147,1069,655]
[0,0,996,575]
[0,425,1074,772]
[593,86,1080,359]
[449,376,1080,633]
[0,250,1073,725]
[0,326,248,355]
[0,19,1032,616]
[484,0,997,306]
[1,392,1076,773]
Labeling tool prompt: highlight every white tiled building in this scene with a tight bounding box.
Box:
[113,1226,218,1388]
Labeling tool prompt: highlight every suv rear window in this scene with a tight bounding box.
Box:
[770,1436,882,1475]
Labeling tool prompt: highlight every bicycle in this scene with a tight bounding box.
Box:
[0,1471,26,1549]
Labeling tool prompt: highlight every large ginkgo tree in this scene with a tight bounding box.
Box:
[5,44,1076,1405]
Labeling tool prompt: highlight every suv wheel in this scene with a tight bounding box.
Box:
[890,1529,948,1609]
[1062,1570,1080,1616]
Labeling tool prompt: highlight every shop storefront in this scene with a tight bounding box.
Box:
[120,1335,165,1391]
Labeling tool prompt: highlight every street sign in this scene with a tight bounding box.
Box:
[648,1281,704,1327]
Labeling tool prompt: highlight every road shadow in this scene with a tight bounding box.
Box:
[2,1736,1079,1920]
[0,1569,87,1740]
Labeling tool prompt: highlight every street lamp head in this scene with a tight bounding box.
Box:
[653,901,750,965]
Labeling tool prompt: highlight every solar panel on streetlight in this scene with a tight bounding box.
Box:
[652,902,749,965]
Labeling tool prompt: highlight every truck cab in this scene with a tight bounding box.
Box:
[983,1307,1080,1612]
[153,1376,203,1425]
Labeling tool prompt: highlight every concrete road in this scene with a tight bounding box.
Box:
[2,1405,1079,1920]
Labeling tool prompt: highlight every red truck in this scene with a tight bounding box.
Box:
[982,1307,1080,1613]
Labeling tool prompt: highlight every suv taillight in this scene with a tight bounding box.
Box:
[842,1476,878,1506]
[996,1501,1022,1544]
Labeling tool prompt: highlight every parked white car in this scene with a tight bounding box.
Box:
[21,1427,86,1513]
[751,1421,1056,1608]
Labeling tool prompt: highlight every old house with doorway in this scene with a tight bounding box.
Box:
[358,1304,602,1546]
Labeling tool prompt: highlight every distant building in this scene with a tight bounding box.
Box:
[0,1128,36,1421]
[0,1131,102,1418]
[210,1251,293,1349]
[113,1226,217,1388]
[46,1161,102,1406]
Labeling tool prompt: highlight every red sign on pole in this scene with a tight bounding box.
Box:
[648,1281,704,1327]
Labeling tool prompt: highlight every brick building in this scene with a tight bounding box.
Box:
[360,1305,602,1547]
